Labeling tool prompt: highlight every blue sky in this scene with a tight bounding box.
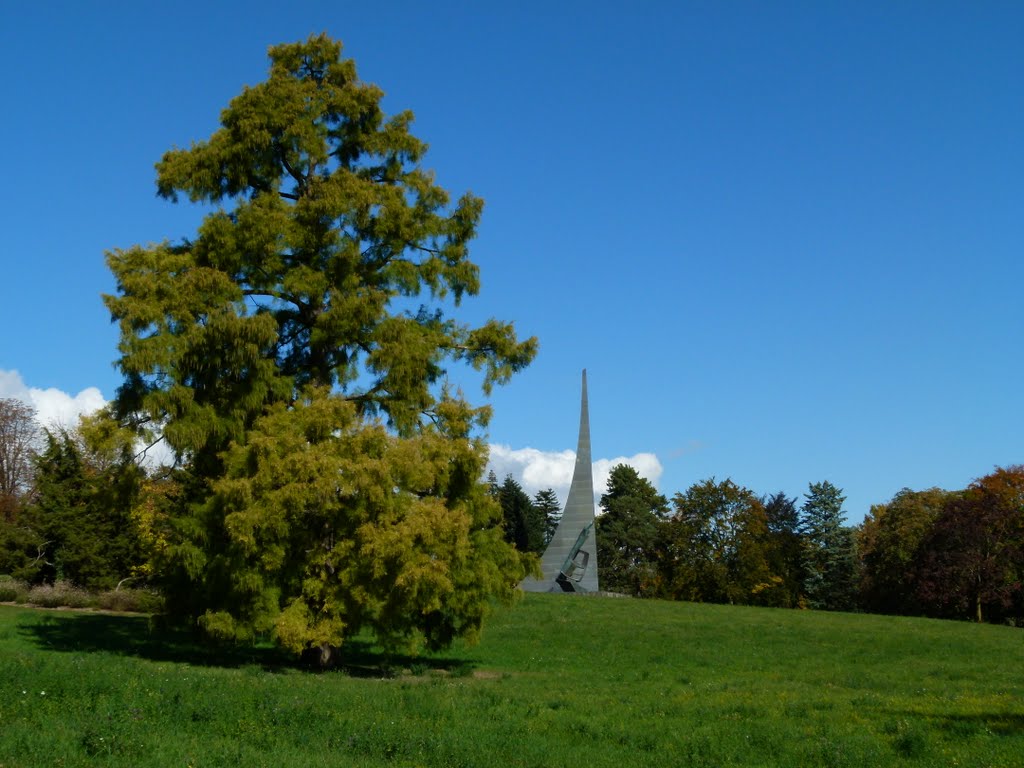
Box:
[1,2,1020,523]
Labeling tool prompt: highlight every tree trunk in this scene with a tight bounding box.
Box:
[302,641,339,669]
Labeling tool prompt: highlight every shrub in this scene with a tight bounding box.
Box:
[0,576,162,613]
[95,588,164,614]
[0,575,29,603]
[27,581,94,609]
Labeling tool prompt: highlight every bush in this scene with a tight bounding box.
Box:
[27,581,94,609]
[0,576,162,613]
[95,588,164,614]
[0,575,29,603]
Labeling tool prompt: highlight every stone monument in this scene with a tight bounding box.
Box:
[521,370,600,593]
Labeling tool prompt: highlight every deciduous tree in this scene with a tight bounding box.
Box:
[103,35,536,660]
[915,467,1024,623]
[0,398,38,522]
[761,491,803,608]
[858,487,953,615]
[664,478,779,605]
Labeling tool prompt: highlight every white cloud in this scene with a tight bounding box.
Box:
[487,443,663,509]
[0,369,178,468]
[593,454,664,501]
[0,370,663,486]
[0,369,106,430]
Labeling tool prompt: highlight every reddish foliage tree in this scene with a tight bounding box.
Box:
[915,466,1024,623]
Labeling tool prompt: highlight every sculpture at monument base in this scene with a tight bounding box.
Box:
[520,370,600,594]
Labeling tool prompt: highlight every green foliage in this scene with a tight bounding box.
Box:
[858,487,954,615]
[177,390,525,657]
[0,521,45,583]
[532,488,561,545]
[104,33,535,463]
[761,491,803,607]
[496,474,544,553]
[664,478,780,605]
[799,481,857,611]
[595,464,668,596]
[4,597,1024,767]
[17,426,145,590]
[103,35,535,657]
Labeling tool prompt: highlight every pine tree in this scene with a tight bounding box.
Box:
[799,481,857,610]
[532,488,562,545]
[596,465,668,597]
[486,470,500,498]
[498,475,542,553]
[24,427,143,589]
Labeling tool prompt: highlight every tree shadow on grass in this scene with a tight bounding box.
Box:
[17,609,474,677]
[928,713,1024,738]
[883,708,1024,738]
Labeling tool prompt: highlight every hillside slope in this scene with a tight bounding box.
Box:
[1,594,1022,766]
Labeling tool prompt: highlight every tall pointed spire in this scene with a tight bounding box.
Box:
[521,370,600,593]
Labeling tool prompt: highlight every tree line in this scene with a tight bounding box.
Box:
[578,463,1024,625]
[2,399,1022,629]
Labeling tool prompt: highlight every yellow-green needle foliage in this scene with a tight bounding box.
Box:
[103,35,537,661]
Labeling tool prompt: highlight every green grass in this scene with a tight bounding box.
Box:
[1,595,1023,767]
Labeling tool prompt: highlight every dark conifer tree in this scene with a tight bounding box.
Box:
[799,481,857,610]
[762,491,803,607]
[498,475,542,553]
[532,488,562,546]
[594,465,668,596]
[25,428,143,589]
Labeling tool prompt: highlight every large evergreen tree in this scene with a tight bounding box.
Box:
[799,481,857,611]
[532,488,562,546]
[103,35,536,661]
[595,465,668,596]
[21,426,144,589]
[497,474,543,553]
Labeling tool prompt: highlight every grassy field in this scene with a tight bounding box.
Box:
[1,594,1022,767]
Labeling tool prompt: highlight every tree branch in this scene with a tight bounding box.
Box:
[409,243,442,256]
[133,434,167,465]
[278,148,307,195]
[116,576,139,591]
[29,540,54,568]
